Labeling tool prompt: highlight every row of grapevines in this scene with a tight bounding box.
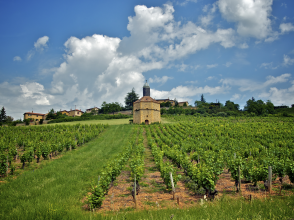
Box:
[150,125,223,193]
[159,118,294,187]
[88,127,137,209]
[145,126,180,190]
[0,124,107,176]
[129,127,145,182]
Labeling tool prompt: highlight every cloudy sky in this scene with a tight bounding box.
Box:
[1,0,294,119]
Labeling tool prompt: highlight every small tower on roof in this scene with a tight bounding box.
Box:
[143,80,150,96]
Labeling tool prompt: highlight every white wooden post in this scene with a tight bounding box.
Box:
[169,172,175,200]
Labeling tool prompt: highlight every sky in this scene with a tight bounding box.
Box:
[0,0,294,120]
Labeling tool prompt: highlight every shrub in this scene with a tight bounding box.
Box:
[216,112,227,117]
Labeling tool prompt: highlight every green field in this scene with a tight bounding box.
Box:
[44,118,132,126]
[43,117,172,126]
[0,124,133,219]
[1,117,294,219]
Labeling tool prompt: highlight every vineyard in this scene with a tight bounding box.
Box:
[86,116,294,213]
[0,123,108,177]
[1,117,294,219]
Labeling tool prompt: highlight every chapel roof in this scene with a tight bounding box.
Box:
[134,96,160,104]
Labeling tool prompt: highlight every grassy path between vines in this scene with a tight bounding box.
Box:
[0,124,133,220]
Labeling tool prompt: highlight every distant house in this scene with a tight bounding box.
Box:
[68,109,84,117]
[23,111,45,121]
[274,105,289,110]
[86,107,99,114]
[155,98,176,106]
[178,101,189,107]
[60,110,69,116]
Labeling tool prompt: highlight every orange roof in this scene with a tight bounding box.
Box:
[23,112,45,116]
[69,109,84,112]
[134,96,160,104]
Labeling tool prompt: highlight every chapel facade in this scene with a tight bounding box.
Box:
[133,81,161,125]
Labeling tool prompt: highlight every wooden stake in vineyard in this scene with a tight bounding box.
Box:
[134,175,137,209]
[238,165,241,193]
[268,166,272,194]
[169,172,175,200]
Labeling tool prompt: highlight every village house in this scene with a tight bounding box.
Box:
[155,98,175,106]
[60,110,69,116]
[178,101,189,106]
[23,111,45,121]
[68,109,84,117]
[86,107,99,114]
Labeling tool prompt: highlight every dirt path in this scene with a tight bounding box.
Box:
[215,168,293,200]
[98,128,204,212]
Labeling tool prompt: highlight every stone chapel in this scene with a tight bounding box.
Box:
[133,81,161,124]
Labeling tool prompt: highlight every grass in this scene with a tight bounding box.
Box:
[0,124,133,220]
[43,118,132,126]
[40,117,172,126]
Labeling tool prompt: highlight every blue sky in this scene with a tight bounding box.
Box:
[1,0,294,119]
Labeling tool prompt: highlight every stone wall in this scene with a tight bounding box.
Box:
[133,101,160,124]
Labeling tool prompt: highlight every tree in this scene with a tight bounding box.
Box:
[265,100,274,114]
[46,108,56,120]
[125,88,139,110]
[174,98,179,107]
[225,101,239,111]
[0,107,7,123]
[244,99,266,116]
[160,108,167,115]
[6,116,13,122]
[100,102,121,114]
[194,100,203,107]
[201,94,206,103]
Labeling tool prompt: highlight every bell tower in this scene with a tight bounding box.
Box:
[143,80,150,97]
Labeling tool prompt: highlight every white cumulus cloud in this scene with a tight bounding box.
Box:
[13,56,22,61]
[280,23,294,34]
[149,75,173,84]
[207,64,218,69]
[221,73,291,92]
[20,82,51,105]
[34,36,49,51]
[231,93,241,101]
[218,0,273,39]
[283,55,294,66]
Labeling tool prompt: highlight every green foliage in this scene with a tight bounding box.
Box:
[46,108,56,120]
[244,99,275,116]
[200,94,206,103]
[160,108,167,115]
[225,100,239,111]
[88,127,136,208]
[99,101,122,114]
[0,106,7,123]
[160,101,172,107]
[125,88,139,110]
[48,113,131,124]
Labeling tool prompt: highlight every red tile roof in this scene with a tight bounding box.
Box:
[69,109,84,113]
[134,96,160,104]
[23,112,45,116]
